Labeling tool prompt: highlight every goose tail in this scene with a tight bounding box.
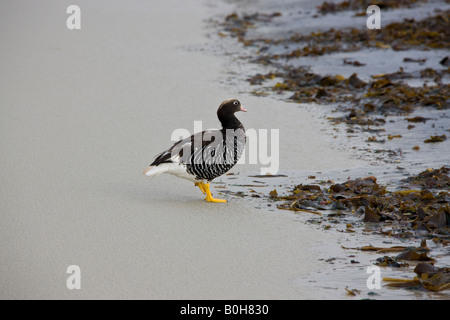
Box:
[143,165,168,177]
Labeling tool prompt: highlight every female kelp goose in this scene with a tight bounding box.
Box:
[143,99,247,203]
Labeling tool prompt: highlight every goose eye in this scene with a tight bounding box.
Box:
[233,101,239,106]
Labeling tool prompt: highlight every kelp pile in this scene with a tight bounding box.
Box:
[344,240,450,292]
[273,167,450,237]
[221,12,282,46]
[384,261,450,292]
[249,67,449,113]
[288,8,449,53]
[270,167,450,292]
[218,1,450,295]
[220,6,450,122]
[403,166,450,189]
[318,0,428,14]
[222,8,449,55]
[219,2,450,167]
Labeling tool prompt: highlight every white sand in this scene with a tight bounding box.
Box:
[0,0,364,299]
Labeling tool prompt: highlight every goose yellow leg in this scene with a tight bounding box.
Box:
[201,182,227,203]
[195,182,206,194]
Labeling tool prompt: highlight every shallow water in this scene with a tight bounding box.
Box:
[0,0,447,300]
[205,0,450,299]
[0,0,361,300]
[214,168,450,300]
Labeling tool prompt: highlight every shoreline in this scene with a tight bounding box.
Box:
[208,0,450,298]
[1,0,446,300]
[0,0,361,299]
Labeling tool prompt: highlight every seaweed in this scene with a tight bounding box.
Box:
[384,261,450,292]
[272,167,450,238]
[317,0,428,15]
[217,1,450,296]
[220,8,450,137]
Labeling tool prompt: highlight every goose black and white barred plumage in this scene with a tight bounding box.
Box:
[143,99,247,203]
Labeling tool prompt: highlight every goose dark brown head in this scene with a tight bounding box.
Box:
[217,99,246,129]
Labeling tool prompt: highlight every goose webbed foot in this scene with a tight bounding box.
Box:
[196,182,227,203]
[195,182,206,195]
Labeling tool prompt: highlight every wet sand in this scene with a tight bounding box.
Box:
[210,0,450,299]
[0,0,364,299]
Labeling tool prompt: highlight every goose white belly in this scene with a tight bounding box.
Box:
[144,161,201,183]
[166,162,201,182]
[143,98,246,203]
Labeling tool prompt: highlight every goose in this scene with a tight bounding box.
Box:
[143,99,247,203]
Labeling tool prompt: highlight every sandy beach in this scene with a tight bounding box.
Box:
[0,0,368,299]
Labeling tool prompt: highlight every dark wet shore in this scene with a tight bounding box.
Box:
[209,0,450,298]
